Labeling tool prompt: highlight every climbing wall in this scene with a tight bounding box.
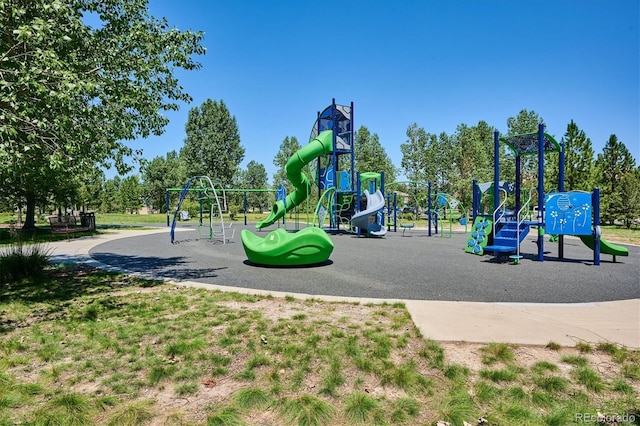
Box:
[465,216,493,255]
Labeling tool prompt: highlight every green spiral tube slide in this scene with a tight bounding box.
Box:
[256,130,333,229]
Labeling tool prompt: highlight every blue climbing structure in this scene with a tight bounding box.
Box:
[470,124,622,265]
[311,99,356,231]
[481,124,564,262]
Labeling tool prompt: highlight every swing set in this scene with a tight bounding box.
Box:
[167,176,235,244]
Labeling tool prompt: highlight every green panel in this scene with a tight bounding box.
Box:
[465,216,493,255]
[360,172,381,183]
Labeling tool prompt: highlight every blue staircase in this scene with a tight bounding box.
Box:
[483,220,530,256]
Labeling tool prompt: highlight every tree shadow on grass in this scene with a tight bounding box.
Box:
[0,253,227,334]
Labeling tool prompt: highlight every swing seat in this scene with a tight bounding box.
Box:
[400,223,415,236]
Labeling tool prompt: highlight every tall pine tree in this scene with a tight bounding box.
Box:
[547,120,594,191]
[617,167,640,228]
[594,135,636,224]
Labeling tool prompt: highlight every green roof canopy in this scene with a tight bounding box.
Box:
[360,172,381,184]
[499,131,561,156]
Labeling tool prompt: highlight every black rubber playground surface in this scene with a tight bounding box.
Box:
[89,224,640,304]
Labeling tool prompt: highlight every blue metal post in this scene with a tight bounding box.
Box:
[428,181,432,237]
[434,189,439,235]
[558,141,565,259]
[165,189,170,226]
[199,190,203,225]
[493,131,500,215]
[515,156,521,219]
[558,141,565,192]
[356,172,362,236]
[537,123,545,262]
[472,179,478,222]
[380,171,385,231]
[331,98,338,230]
[243,191,248,226]
[593,188,600,266]
[316,109,321,200]
[350,101,355,194]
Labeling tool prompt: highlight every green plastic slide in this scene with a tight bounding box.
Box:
[241,228,334,266]
[579,235,629,258]
[256,130,334,229]
[241,130,335,266]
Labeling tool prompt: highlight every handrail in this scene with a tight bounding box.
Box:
[514,188,536,259]
[313,187,336,227]
[492,188,508,237]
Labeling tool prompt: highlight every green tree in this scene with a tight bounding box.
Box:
[428,132,455,191]
[594,135,637,225]
[0,0,205,229]
[181,99,245,185]
[550,120,594,191]
[506,109,542,135]
[141,150,186,213]
[449,121,494,208]
[100,177,121,213]
[77,167,105,212]
[273,136,301,192]
[400,123,430,183]
[354,125,396,183]
[617,168,640,228]
[119,175,142,214]
[400,124,438,214]
[50,174,82,214]
[242,161,269,211]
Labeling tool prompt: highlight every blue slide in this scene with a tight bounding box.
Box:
[350,190,387,236]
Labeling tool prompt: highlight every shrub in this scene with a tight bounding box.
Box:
[0,242,51,283]
[229,205,240,221]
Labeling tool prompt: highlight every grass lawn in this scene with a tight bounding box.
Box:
[3,211,639,246]
[0,265,638,425]
[598,225,640,246]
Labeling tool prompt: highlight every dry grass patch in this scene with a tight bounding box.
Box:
[0,264,638,425]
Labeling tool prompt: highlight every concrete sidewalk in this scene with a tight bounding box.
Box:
[49,230,639,349]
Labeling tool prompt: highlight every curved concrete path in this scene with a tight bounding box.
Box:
[49,228,639,348]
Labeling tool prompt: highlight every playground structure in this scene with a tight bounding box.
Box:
[350,189,387,236]
[226,187,280,226]
[385,181,468,237]
[467,124,629,265]
[310,100,356,232]
[168,119,628,268]
[309,100,387,237]
[240,99,390,266]
[168,176,235,244]
[430,192,468,237]
[240,226,334,266]
[351,171,387,236]
[240,129,336,265]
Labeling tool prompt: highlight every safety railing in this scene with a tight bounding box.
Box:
[492,188,508,238]
[514,188,536,260]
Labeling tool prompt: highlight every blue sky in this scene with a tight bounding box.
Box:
[124,0,639,183]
